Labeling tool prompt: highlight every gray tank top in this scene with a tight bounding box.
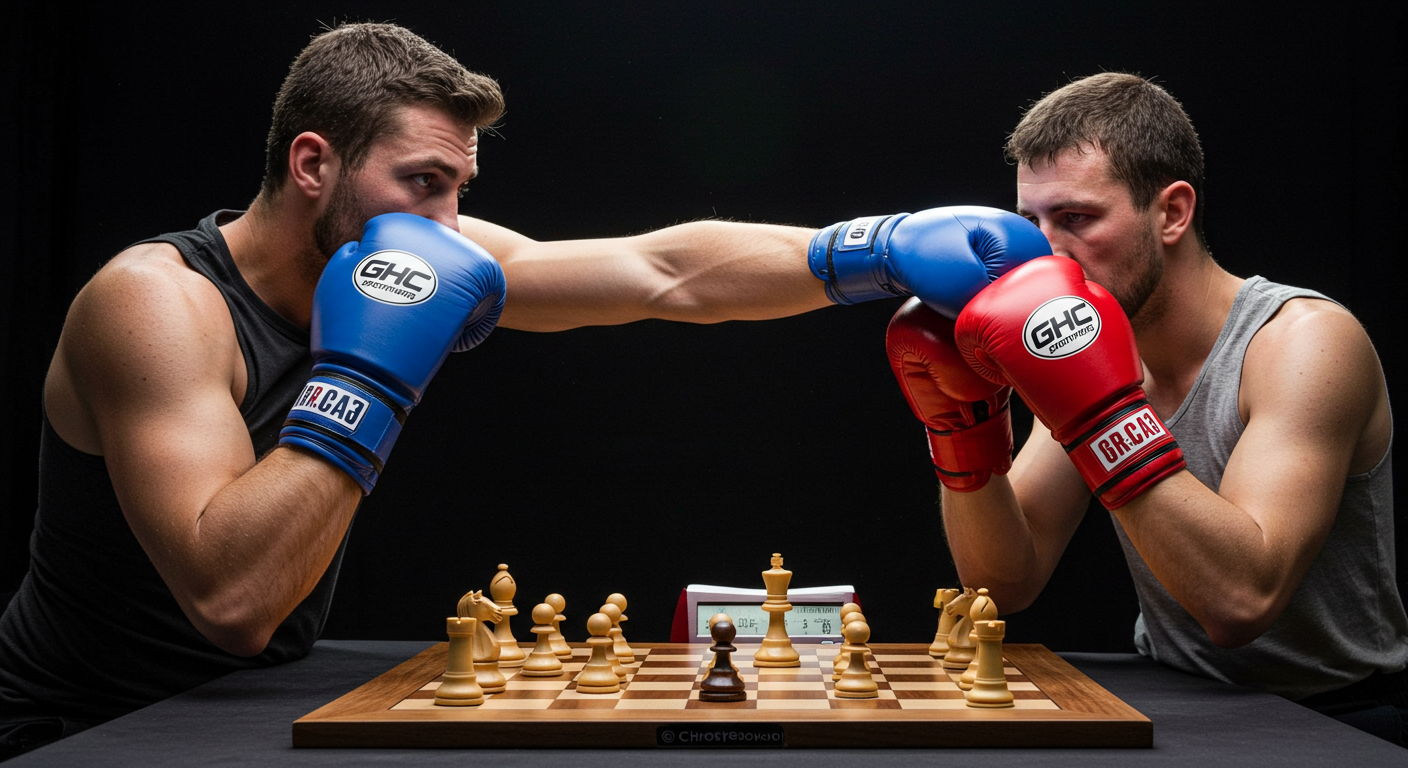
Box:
[1113,276,1408,699]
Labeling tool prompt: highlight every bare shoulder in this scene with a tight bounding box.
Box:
[1241,296,1389,472]
[83,240,223,306]
[46,241,244,453]
[1245,296,1379,389]
[65,241,239,370]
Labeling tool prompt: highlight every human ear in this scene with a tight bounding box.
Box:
[288,132,337,201]
[1157,181,1196,246]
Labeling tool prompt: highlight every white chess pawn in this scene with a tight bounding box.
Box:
[605,593,635,663]
[521,603,565,677]
[834,610,865,680]
[574,613,621,694]
[833,620,879,699]
[545,593,572,659]
[597,604,628,680]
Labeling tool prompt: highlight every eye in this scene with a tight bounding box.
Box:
[412,174,434,189]
[1064,212,1090,225]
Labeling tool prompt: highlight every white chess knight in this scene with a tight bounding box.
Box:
[458,590,507,694]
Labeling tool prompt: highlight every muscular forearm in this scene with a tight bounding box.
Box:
[489,205,1050,331]
[1112,472,1321,647]
[136,447,361,656]
[497,221,828,331]
[940,422,1094,612]
[1116,299,1383,648]
[940,480,1046,610]
[636,221,829,322]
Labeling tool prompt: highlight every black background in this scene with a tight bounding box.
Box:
[2,1,1403,653]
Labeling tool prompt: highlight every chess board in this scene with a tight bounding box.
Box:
[294,642,1151,748]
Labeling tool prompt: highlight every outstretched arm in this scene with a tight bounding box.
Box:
[461,205,1050,332]
[461,216,825,331]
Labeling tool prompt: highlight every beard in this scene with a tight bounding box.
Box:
[312,175,367,260]
[297,174,369,287]
[1113,223,1165,328]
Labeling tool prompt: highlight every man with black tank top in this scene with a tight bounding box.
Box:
[891,72,1407,746]
[0,22,1051,758]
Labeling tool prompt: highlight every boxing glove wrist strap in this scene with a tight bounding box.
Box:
[278,372,408,494]
[1063,399,1185,509]
[926,406,1014,492]
[808,214,907,304]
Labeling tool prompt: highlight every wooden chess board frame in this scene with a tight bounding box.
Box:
[293,643,1151,748]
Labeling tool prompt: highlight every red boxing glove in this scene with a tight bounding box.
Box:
[954,257,1184,508]
[887,298,1013,491]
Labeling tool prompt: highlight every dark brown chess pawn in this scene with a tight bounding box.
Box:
[699,617,747,702]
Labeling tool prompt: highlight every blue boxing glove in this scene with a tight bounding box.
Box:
[279,213,506,493]
[808,206,1050,318]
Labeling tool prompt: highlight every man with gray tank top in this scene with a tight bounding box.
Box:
[891,73,1407,746]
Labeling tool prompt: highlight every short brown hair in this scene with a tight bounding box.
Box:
[1006,73,1207,249]
[261,22,505,196]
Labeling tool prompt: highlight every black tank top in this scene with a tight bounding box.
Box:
[0,211,349,722]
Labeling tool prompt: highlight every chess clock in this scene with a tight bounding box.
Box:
[681,584,858,644]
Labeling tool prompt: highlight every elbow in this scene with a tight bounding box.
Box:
[953,577,1041,614]
[186,596,279,657]
[952,554,1046,613]
[1202,621,1267,650]
[1196,597,1281,650]
[208,627,276,658]
[985,585,1039,614]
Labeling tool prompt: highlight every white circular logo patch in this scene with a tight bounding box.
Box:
[352,250,438,305]
[1023,295,1101,359]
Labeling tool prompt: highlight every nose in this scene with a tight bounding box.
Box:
[1034,222,1072,259]
[426,200,461,232]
